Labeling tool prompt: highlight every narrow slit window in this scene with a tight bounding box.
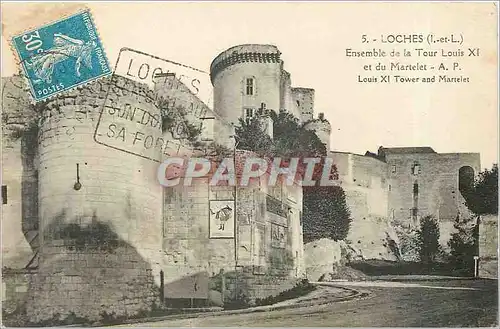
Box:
[2,185,7,205]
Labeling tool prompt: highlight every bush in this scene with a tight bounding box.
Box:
[448,215,478,274]
[234,116,273,155]
[254,279,315,306]
[391,219,419,261]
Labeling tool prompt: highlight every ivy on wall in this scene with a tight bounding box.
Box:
[463,164,498,215]
[157,99,202,144]
[234,109,352,243]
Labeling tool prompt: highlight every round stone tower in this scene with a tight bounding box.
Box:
[210,44,283,126]
[303,113,332,151]
[27,77,163,322]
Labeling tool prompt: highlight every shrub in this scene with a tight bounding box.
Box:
[448,215,478,274]
[391,219,420,261]
[254,279,315,306]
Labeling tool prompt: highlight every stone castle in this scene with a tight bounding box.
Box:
[0,44,488,322]
[210,44,481,259]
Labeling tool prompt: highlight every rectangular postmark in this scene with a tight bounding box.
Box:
[11,9,111,102]
[93,48,213,162]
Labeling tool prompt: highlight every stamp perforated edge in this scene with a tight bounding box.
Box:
[7,7,112,104]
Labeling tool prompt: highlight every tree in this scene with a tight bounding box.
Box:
[269,111,349,241]
[448,214,477,273]
[234,109,351,243]
[449,164,497,272]
[234,117,273,155]
[271,109,326,158]
[303,185,351,242]
[464,164,498,215]
[416,215,441,264]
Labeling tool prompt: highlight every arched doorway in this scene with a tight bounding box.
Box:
[459,166,475,197]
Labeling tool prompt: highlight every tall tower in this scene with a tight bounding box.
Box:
[210,44,283,128]
[291,87,315,123]
[27,77,163,322]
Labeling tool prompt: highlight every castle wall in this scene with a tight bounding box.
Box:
[153,74,234,149]
[291,88,314,123]
[161,153,304,301]
[329,152,395,260]
[304,119,331,151]
[37,77,163,254]
[279,70,296,117]
[330,150,483,258]
[1,269,35,315]
[1,77,38,269]
[479,214,498,278]
[23,77,165,322]
[385,152,480,248]
[1,138,35,268]
[330,152,389,218]
[161,178,235,298]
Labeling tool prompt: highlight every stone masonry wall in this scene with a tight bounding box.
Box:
[386,152,480,249]
[479,214,498,278]
[291,87,315,123]
[162,177,235,299]
[26,243,159,323]
[153,74,234,150]
[2,269,34,315]
[1,76,39,269]
[328,152,396,260]
[161,155,303,302]
[3,74,304,320]
[15,76,164,322]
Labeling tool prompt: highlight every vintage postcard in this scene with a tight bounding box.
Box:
[1,1,498,327]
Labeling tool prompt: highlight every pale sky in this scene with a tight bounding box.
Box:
[2,2,498,168]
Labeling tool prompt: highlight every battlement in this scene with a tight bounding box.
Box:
[210,44,282,84]
[291,87,315,92]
